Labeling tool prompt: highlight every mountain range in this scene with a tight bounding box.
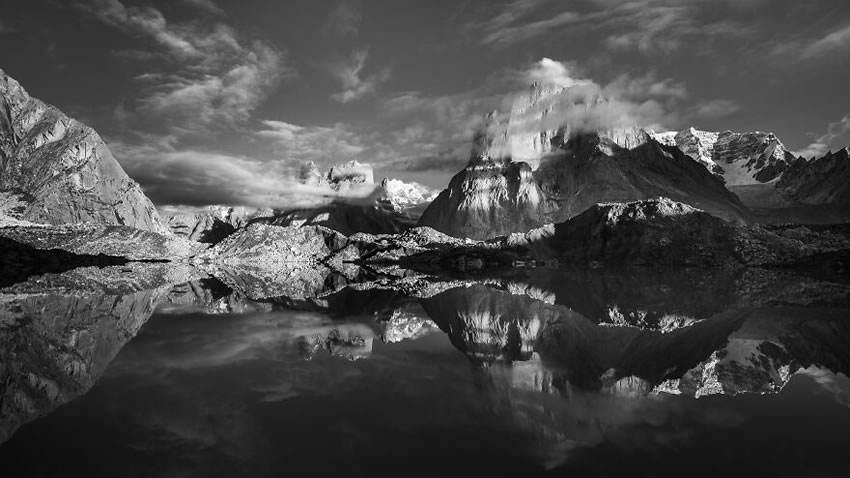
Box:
[1,67,849,272]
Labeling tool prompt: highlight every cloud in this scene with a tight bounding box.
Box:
[329,49,391,103]
[471,0,748,54]
[113,138,375,209]
[691,99,740,120]
[793,115,850,158]
[504,59,689,139]
[255,120,367,164]
[180,0,226,16]
[525,58,584,88]
[0,20,14,34]
[77,0,289,137]
[480,11,580,48]
[774,23,850,61]
[323,0,362,37]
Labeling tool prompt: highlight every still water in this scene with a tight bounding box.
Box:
[1,268,849,476]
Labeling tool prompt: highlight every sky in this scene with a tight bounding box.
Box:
[1,0,849,208]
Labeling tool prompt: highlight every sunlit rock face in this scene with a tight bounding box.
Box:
[0,69,168,233]
[419,83,750,240]
[649,127,797,185]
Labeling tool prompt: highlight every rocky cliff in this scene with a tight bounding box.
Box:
[0,68,168,233]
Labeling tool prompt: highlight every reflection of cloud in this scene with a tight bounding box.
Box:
[799,366,850,407]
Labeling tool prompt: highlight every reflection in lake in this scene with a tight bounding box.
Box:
[1,265,849,475]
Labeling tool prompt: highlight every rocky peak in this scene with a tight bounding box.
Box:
[654,127,796,185]
[0,68,168,233]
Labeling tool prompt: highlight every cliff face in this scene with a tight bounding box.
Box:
[0,69,168,233]
[418,83,752,240]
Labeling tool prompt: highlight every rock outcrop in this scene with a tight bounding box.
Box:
[0,223,206,261]
[513,198,849,267]
[418,83,751,240]
[0,68,168,233]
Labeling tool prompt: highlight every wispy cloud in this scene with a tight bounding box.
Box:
[471,0,748,53]
[255,120,366,164]
[773,23,850,61]
[691,99,740,121]
[323,0,362,37]
[329,48,391,103]
[78,0,289,137]
[180,0,226,17]
[793,115,850,158]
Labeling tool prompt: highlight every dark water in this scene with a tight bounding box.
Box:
[2,268,850,476]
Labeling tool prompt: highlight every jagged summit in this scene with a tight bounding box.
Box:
[0,68,168,233]
[419,85,751,240]
[648,127,797,185]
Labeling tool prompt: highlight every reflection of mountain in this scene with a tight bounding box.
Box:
[0,288,166,443]
[0,263,204,444]
[419,283,850,398]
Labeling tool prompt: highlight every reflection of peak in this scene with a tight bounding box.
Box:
[295,325,374,361]
[416,281,850,399]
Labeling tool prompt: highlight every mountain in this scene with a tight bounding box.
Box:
[164,205,254,244]
[269,160,434,235]
[650,128,850,223]
[0,68,168,233]
[777,148,850,207]
[418,83,751,240]
[648,127,796,185]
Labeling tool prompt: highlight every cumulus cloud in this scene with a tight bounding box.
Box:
[329,48,391,103]
[323,0,362,37]
[793,115,850,159]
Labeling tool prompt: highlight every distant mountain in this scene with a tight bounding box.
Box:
[777,147,850,207]
[419,83,750,240]
[648,127,796,185]
[268,160,437,235]
[0,68,168,233]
